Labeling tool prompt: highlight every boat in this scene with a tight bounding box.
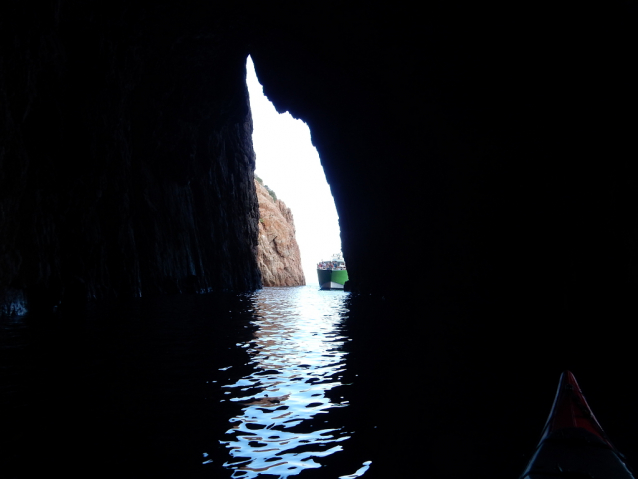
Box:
[317,253,348,290]
[519,371,635,478]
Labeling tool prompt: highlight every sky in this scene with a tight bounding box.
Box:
[246,57,342,285]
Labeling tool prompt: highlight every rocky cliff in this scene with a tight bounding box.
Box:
[255,180,305,287]
[0,4,262,314]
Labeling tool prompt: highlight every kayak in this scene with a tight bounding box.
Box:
[519,371,635,478]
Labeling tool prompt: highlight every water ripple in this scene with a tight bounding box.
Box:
[219,286,358,478]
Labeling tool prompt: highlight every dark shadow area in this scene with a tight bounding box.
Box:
[1,293,258,478]
[340,295,638,478]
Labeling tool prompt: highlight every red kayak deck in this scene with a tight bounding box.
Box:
[519,371,635,479]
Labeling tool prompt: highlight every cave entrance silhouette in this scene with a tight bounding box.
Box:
[246,57,342,284]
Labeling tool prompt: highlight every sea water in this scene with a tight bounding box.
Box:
[215,286,370,478]
[4,284,610,478]
[0,286,373,478]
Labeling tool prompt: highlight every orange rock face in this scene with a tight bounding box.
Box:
[255,180,306,287]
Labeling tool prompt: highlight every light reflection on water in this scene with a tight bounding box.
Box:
[218,286,367,478]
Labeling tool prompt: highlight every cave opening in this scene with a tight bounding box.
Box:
[246,57,342,285]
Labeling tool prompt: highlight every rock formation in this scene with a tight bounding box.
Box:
[2,3,638,313]
[255,180,305,287]
[0,4,262,313]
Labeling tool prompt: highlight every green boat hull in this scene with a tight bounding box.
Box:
[317,269,348,290]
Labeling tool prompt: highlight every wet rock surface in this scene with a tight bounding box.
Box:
[1,4,261,313]
[255,180,305,287]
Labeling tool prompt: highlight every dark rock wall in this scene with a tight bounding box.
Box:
[248,4,638,311]
[2,2,638,315]
[1,3,261,313]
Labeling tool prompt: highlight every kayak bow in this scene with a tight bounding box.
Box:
[519,371,635,478]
